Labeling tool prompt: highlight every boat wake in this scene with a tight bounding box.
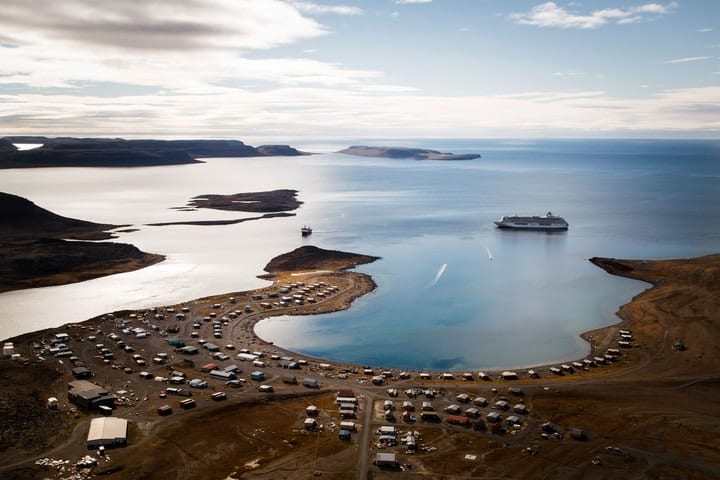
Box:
[485,246,493,261]
[430,263,448,286]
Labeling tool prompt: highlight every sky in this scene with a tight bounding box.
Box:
[0,0,718,141]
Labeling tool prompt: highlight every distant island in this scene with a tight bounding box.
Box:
[338,145,481,161]
[0,192,163,292]
[0,137,308,169]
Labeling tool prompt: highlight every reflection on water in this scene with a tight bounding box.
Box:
[2,139,720,369]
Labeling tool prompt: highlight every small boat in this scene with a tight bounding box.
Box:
[301,225,312,236]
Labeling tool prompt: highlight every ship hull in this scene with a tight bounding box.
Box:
[494,222,568,231]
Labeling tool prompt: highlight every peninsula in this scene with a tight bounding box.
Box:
[0,137,308,169]
[338,145,481,160]
[0,192,163,293]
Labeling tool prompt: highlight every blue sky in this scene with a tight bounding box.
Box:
[0,0,718,140]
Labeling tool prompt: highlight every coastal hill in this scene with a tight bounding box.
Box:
[0,192,115,242]
[0,192,164,293]
[338,145,481,160]
[264,245,380,273]
[0,137,308,169]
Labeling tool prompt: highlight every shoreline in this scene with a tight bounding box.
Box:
[0,255,641,376]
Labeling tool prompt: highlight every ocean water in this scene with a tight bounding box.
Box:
[2,139,719,370]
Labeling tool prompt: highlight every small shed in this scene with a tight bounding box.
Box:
[513,404,528,415]
[501,371,518,380]
[456,393,470,403]
[304,418,318,430]
[251,371,265,381]
[338,429,351,441]
[306,405,319,416]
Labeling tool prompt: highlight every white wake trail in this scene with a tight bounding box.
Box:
[430,263,448,286]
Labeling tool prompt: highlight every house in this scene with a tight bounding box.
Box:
[306,405,319,416]
[444,404,461,415]
[304,418,318,430]
[506,415,521,425]
[68,381,116,410]
[200,363,217,373]
[420,411,440,422]
[493,400,509,410]
[377,426,396,436]
[338,429,351,441]
[447,415,471,426]
[513,404,528,414]
[86,417,128,449]
[251,371,265,381]
[465,407,480,418]
[177,346,198,355]
[473,397,488,407]
[501,371,518,380]
[339,421,356,431]
[209,370,236,381]
[486,412,502,423]
[72,366,92,379]
[303,378,319,388]
[375,453,397,468]
[456,393,470,403]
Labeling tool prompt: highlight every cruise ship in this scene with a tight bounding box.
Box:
[494,212,568,231]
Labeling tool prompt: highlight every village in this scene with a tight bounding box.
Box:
[1,258,688,480]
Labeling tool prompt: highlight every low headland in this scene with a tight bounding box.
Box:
[0,137,308,169]
[1,246,719,479]
[338,145,482,160]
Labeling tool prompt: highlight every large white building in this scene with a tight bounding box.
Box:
[86,417,128,449]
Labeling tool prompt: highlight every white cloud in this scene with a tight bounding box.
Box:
[0,0,327,52]
[697,28,713,33]
[395,0,432,4]
[510,2,678,29]
[664,56,712,63]
[4,85,719,139]
[289,2,363,15]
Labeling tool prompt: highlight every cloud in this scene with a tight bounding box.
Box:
[289,2,363,15]
[395,0,432,4]
[697,28,713,33]
[510,2,678,29]
[0,0,327,52]
[664,56,712,63]
[4,84,719,140]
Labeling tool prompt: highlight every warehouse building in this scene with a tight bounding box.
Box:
[86,417,128,449]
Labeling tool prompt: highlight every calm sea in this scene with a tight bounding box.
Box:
[2,139,719,370]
